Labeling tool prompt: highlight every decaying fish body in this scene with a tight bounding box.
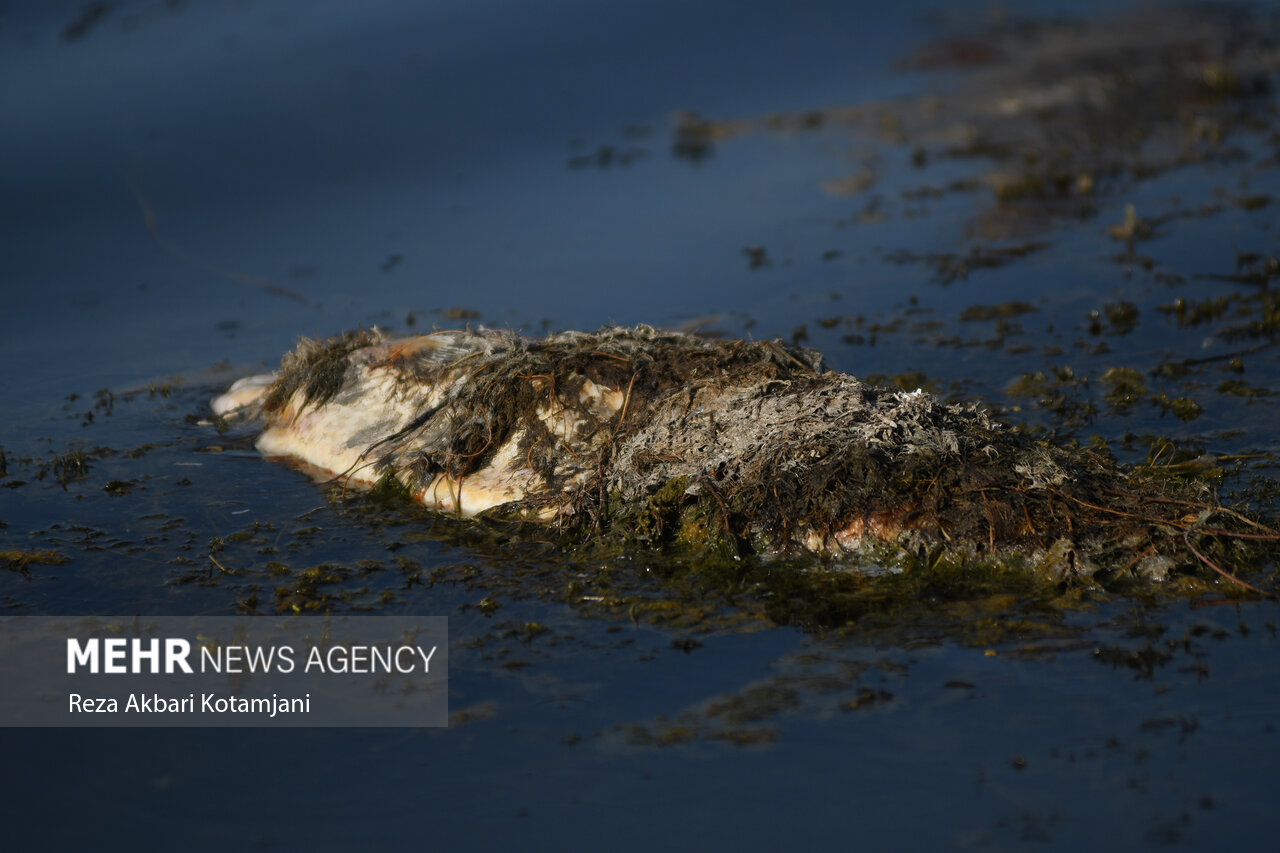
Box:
[215,326,1267,582]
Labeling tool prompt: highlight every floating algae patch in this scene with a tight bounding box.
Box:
[1100,368,1148,414]
[213,325,1280,612]
[959,301,1037,323]
[1004,366,1096,428]
[883,242,1051,284]
[2,549,69,575]
[661,5,1280,242]
[605,592,1275,748]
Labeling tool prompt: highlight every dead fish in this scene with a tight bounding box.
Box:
[214,325,1266,582]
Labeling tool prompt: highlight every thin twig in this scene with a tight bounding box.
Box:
[618,372,639,426]
[1100,490,1280,536]
[1186,527,1280,541]
[1182,530,1269,595]
[1053,490,1184,529]
[588,350,633,363]
[698,475,733,535]
[1179,340,1278,367]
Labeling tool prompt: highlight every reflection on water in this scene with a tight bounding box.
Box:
[3,0,1280,849]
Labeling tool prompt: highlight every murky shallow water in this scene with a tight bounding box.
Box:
[4,0,1280,848]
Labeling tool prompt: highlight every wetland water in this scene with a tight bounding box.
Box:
[3,0,1280,848]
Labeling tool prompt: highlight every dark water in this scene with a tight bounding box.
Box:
[4,0,1280,849]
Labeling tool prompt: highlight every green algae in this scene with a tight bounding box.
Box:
[273,563,357,613]
[2,549,69,574]
[884,242,1050,284]
[1100,367,1148,413]
[841,688,894,711]
[1152,393,1203,422]
[392,486,1273,639]
[584,475,749,566]
[49,447,93,488]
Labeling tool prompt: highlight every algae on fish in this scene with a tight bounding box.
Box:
[240,326,1279,593]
